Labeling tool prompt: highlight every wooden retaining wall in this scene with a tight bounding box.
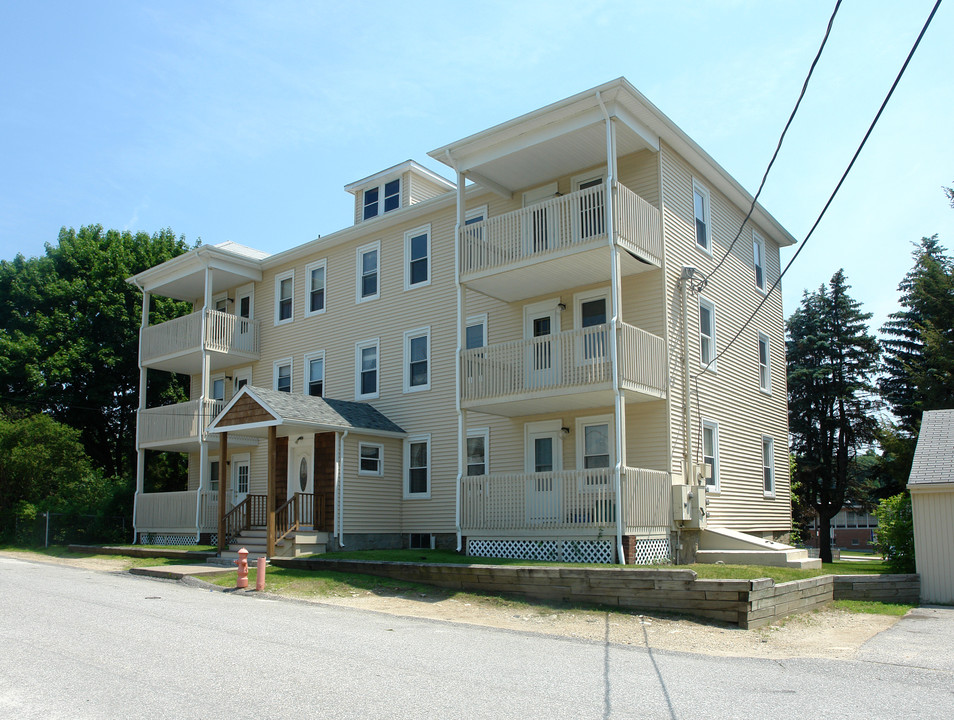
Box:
[271,558,920,629]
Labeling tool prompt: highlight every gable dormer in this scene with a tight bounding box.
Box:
[345,160,455,225]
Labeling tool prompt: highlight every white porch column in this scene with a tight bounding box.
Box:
[598,93,626,564]
[196,267,213,537]
[133,290,150,543]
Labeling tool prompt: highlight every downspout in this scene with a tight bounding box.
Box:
[679,267,696,485]
[597,91,626,565]
[446,150,466,553]
[337,429,349,546]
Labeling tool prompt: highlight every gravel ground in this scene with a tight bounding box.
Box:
[3,549,899,659]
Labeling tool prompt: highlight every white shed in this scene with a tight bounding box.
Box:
[908,409,954,604]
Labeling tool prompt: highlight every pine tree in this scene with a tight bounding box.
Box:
[787,270,880,563]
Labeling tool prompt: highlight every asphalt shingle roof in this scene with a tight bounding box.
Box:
[243,386,405,435]
[909,409,954,485]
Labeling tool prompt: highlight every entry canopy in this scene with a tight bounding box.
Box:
[207,385,406,439]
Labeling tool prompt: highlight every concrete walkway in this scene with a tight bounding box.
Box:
[129,564,235,580]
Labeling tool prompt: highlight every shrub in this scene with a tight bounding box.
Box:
[873,492,916,573]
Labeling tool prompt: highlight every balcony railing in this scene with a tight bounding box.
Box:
[460,322,666,404]
[459,182,662,276]
[140,309,260,366]
[138,399,224,446]
[135,490,198,532]
[460,466,671,536]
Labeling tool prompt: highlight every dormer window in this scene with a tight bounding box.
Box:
[363,178,401,220]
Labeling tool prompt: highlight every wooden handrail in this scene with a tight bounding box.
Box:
[221,496,250,545]
[275,493,298,545]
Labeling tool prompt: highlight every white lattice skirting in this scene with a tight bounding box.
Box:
[138,533,198,546]
[468,539,615,564]
[631,537,672,565]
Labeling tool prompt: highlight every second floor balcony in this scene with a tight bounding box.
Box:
[459,182,662,302]
[461,322,667,416]
[138,398,258,452]
[140,308,260,374]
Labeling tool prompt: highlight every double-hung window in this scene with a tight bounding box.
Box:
[466,429,489,476]
[275,270,294,325]
[692,180,711,253]
[762,436,775,497]
[753,232,766,292]
[702,419,720,492]
[359,443,383,476]
[355,339,379,400]
[356,241,379,302]
[305,259,326,316]
[758,332,771,393]
[577,414,613,486]
[404,327,430,392]
[405,434,430,497]
[465,314,487,350]
[304,351,324,397]
[699,298,717,369]
[210,376,225,402]
[274,358,292,393]
[209,459,220,492]
[405,225,430,289]
[576,291,608,361]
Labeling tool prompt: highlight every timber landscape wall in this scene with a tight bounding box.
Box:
[274,558,920,629]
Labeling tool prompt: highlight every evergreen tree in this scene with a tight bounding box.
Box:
[787,270,880,563]
[880,235,954,433]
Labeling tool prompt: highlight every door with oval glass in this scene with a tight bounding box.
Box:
[289,434,315,501]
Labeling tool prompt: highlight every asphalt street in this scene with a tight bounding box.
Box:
[1,556,951,719]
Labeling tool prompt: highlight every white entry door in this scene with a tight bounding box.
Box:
[231,455,250,506]
[524,302,560,390]
[526,421,562,524]
[289,435,314,501]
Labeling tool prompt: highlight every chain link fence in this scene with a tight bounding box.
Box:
[4,512,131,547]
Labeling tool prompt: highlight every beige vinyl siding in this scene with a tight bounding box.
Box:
[659,140,790,533]
[618,150,660,208]
[340,433,403,534]
[911,487,954,604]
[408,172,452,206]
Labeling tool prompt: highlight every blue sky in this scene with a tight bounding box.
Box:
[1,1,951,331]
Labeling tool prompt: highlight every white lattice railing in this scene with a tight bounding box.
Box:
[461,467,671,538]
[461,322,666,403]
[459,182,662,276]
[140,309,260,364]
[135,490,198,532]
[138,399,224,445]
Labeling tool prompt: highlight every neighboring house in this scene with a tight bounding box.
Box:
[908,409,954,604]
[806,506,879,551]
[129,78,796,565]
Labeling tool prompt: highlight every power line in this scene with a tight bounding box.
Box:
[704,0,842,284]
[696,0,942,378]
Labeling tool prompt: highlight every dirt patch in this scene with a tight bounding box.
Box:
[305,587,896,659]
[2,549,898,658]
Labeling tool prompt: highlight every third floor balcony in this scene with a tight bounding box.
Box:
[459,182,662,302]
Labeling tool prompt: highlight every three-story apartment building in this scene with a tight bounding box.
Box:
[130,78,796,565]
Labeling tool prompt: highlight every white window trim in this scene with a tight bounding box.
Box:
[466,427,490,477]
[404,433,431,499]
[403,326,431,393]
[354,338,380,400]
[762,435,776,498]
[212,291,229,313]
[303,350,325,397]
[465,205,488,224]
[692,179,712,255]
[358,442,384,477]
[304,258,327,318]
[355,241,380,303]
[699,297,717,371]
[575,414,615,471]
[758,332,771,394]
[465,313,488,349]
[209,455,221,493]
[753,231,767,293]
[404,224,431,290]
[573,288,610,331]
[571,169,606,190]
[523,182,559,207]
[209,372,226,403]
[273,357,293,393]
[236,283,254,320]
[232,366,252,395]
[274,269,295,326]
[702,419,720,494]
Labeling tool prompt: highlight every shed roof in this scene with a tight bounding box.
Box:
[909,409,954,485]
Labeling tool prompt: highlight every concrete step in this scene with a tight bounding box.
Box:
[695,549,822,569]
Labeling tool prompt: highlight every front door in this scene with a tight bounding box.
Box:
[289,434,314,502]
[525,303,560,390]
[231,455,250,507]
[526,422,562,524]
